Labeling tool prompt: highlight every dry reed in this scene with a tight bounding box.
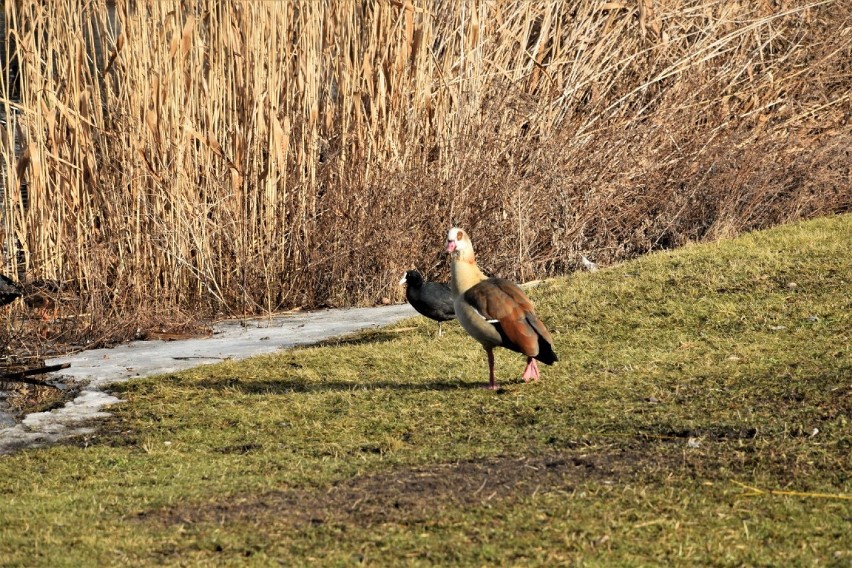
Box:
[0,0,850,350]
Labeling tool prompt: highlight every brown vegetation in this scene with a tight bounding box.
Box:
[1,0,850,352]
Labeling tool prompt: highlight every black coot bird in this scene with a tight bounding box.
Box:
[0,273,22,307]
[400,269,456,336]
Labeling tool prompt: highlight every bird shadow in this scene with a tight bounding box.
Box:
[306,329,410,349]
[195,376,518,395]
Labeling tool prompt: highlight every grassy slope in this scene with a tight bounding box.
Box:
[0,215,850,566]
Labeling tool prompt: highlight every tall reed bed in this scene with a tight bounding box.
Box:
[1,0,850,347]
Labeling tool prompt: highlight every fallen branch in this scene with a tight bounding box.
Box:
[0,363,71,386]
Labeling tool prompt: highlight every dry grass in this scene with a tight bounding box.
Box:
[1,0,851,351]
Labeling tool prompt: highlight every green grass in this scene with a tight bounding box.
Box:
[1,215,850,566]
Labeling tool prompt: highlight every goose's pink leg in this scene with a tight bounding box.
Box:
[522,357,540,382]
[483,348,499,390]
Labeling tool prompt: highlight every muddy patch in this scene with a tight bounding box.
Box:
[139,451,643,529]
[0,374,84,427]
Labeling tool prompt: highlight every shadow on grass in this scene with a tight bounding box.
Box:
[306,329,413,349]
[195,377,514,394]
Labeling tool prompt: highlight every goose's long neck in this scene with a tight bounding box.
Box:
[450,249,487,296]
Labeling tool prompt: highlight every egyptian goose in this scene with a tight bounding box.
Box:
[400,269,456,336]
[446,228,558,389]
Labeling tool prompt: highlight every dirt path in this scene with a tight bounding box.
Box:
[0,304,415,454]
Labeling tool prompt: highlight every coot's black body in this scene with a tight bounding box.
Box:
[400,269,455,336]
